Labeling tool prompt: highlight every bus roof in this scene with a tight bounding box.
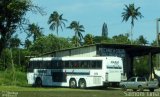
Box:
[30,56,121,61]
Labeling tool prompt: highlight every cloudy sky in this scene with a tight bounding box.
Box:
[25,0,160,43]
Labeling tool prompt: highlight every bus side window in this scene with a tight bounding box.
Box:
[73,61,79,68]
[55,61,61,69]
[38,61,43,69]
[44,61,51,69]
[54,61,58,69]
[64,61,69,68]
[70,61,73,68]
[51,60,55,69]
[34,61,38,69]
[82,61,89,69]
[70,61,77,68]
[91,61,96,69]
[77,61,82,69]
[58,61,63,69]
[96,61,102,69]
[80,61,84,68]
[41,61,45,69]
[90,61,93,69]
[90,61,102,69]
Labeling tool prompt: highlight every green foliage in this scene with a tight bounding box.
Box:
[93,34,130,44]
[0,70,27,86]
[0,48,31,71]
[93,36,112,43]
[134,35,148,45]
[102,22,108,37]
[84,34,94,45]
[9,35,21,48]
[134,56,149,77]
[29,34,73,55]
[12,49,31,71]
[0,0,34,54]
[0,49,11,70]
[24,39,32,49]
[112,34,131,44]
[27,23,44,41]
[71,36,81,47]
[68,21,85,47]
[151,40,157,46]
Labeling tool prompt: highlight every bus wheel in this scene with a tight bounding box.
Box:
[79,79,86,89]
[69,79,77,88]
[35,77,42,87]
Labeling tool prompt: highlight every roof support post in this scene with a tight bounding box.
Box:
[148,52,153,81]
[130,56,134,79]
[126,54,134,79]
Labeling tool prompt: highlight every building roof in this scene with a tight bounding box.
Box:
[96,43,160,56]
[43,43,160,57]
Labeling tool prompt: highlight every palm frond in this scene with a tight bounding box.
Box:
[48,11,67,35]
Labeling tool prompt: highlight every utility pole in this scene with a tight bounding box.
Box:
[156,18,160,68]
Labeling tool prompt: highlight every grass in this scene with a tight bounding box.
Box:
[0,70,159,97]
[1,86,159,97]
[0,86,126,97]
[0,70,125,97]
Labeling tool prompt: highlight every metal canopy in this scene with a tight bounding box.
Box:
[96,43,160,57]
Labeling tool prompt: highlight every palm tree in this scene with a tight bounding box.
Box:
[24,39,32,49]
[67,21,85,47]
[27,23,43,41]
[84,34,94,45]
[10,35,21,48]
[122,3,143,44]
[48,11,67,36]
[71,36,80,47]
[136,35,148,45]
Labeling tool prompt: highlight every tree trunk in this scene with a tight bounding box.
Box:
[0,36,6,55]
[0,40,4,55]
[130,25,133,44]
[75,32,79,47]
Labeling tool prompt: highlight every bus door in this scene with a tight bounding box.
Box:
[51,70,67,82]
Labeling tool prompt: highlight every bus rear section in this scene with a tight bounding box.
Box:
[104,57,123,86]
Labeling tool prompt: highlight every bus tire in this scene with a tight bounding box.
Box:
[79,79,86,89]
[35,77,42,87]
[69,78,77,88]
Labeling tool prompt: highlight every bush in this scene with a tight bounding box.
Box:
[134,56,149,77]
[0,70,28,86]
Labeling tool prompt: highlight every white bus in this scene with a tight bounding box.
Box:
[27,56,124,88]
